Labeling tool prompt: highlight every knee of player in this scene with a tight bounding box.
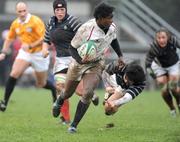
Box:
[157,82,168,91]
[10,71,22,78]
[168,80,178,90]
[81,95,92,104]
[36,81,46,88]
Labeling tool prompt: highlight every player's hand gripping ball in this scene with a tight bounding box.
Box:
[77,40,97,61]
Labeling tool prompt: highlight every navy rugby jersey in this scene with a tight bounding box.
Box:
[145,36,180,68]
[44,14,82,57]
[105,61,146,99]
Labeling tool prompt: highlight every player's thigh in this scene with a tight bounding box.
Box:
[34,71,48,87]
[81,73,100,102]
[156,75,168,85]
[151,61,166,77]
[31,52,50,73]
[10,59,30,78]
[168,62,180,81]
[75,79,84,96]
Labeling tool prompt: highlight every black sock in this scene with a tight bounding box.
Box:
[71,100,90,128]
[43,80,57,102]
[56,93,64,106]
[4,76,17,105]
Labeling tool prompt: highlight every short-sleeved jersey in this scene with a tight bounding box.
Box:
[7,13,45,53]
[71,19,117,59]
[44,15,81,57]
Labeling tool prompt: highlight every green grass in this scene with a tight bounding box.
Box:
[0,88,180,142]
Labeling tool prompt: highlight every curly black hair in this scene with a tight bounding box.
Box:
[93,2,115,20]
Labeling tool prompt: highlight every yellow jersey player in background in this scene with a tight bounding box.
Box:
[0,1,57,112]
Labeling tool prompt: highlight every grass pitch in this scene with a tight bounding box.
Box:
[0,88,180,142]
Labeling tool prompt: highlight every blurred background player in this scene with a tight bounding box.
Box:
[42,0,99,124]
[102,61,146,115]
[145,28,180,117]
[52,2,124,133]
[0,1,56,112]
[0,29,12,86]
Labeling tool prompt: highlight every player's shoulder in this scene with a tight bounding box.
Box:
[10,18,20,28]
[76,19,94,32]
[111,22,117,29]
[81,19,96,28]
[31,14,43,22]
[47,16,56,25]
[110,22,117,32]
[11,18,19,24]
[67,14,79,21]
[169,35,177,45]
[149,41,159,49]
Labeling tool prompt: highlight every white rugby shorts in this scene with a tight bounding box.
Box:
[151,61,180,77]
[53,56,72,74]
[16,49,50,72]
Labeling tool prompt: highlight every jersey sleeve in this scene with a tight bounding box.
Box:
[102,71,118,88]
[145,44,157,68]
[43,18,51,45]
[170,35,180,49]
[126,83,145,99]
[105,61,119,75]
[7,21,16,40]
[33,16,45,39]
[111,23,117,40]
[71,24,89,49]
[68,16,82,33]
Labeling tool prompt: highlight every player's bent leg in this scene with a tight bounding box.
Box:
[168,80,180,108]
[75,78,99,106]
[60,99,70,124]
[168,75,180,112]
[69,99,91,133]
[69,73,100,132]
[35,71,57,103]
[52,80,79,117]
[54,73,71,123]
[157,77,177,116]
[0,59,30,112]
[75,79,83,96]
[35,71,47,87]
[161,89,175,110]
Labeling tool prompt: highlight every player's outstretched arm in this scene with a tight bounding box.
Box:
[0,39,12,61]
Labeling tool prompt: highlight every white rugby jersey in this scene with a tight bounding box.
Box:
[71,18,117,59]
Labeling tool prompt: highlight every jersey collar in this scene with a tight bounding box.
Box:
[18,13,31,24]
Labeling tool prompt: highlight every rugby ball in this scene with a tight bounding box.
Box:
[77,40,97,61]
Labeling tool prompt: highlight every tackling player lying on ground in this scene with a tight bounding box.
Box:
[102,61,146,115]
[52,2,124,133]
[145,27,180,117]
